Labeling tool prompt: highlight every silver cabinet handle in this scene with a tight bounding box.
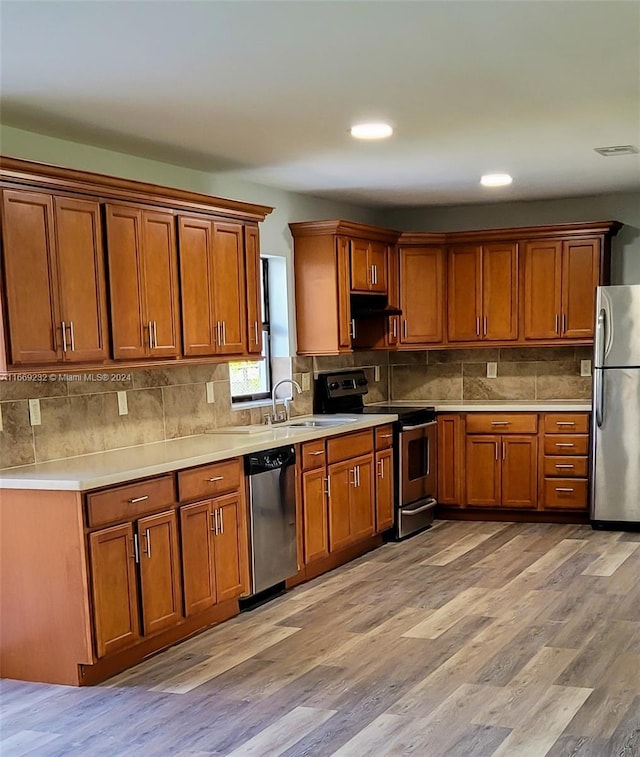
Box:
[356,465,361,487]
[495,442,499,460]
[219,508,224,534]
[254,321,259,344]
[222,321,226,346]
[128,495,149,504]
[392,318,397,338]
[378,459,384,479]
[207,476,224,482]
[556,443,575,448]
[502,442,506,460]
[350,468,357,487]
[148,321,154,350]
[491,421,510,426]
[351,319,356,339]
[68,321,75,351]
[483,316,487,337]
[403,320,408,339]
[215,321,221,345]
[143,528,151,558]
[380,433,393,439]
[555,314,560,334]
[556,487,575,493]
[309,451,324,456]
[61,320,67,352]
[555,464,574,469]
[324,477,331,498]
[213,509,219,534]
[556,421,575,427]
[133,534,140,564]
[373,264,378,285]
[153,321,158,349]
[562,314,567,334]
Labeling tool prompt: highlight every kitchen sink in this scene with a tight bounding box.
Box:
[287,418,352,428]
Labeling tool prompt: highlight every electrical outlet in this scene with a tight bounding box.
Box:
[301,372,311,391]
[486,362,498,379]
[29,398,41,426]
[206,381,215,403]
[581,359,592,377]
[374,365,381,382]
[117,391,128,416]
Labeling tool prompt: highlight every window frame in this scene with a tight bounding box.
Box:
[229,258,272,403]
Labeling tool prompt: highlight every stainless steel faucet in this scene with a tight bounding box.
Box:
[266,378,303,424]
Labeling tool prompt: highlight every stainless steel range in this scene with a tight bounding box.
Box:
[314,370,437,539]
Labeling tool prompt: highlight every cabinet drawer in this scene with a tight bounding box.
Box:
[544,478,588,509]
[543,435,589,456]
[178,458,242,502]
[301,439,326,470]
[327,429,374,464]
[375,424,395,450]
[87,475,176,527]
[544,414,589,434]
[465,413,538,435]
[543,456,589,478]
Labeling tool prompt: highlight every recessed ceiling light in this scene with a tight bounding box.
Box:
[350,122,393,140]
[594,145,639,157]
[480,173,513,188]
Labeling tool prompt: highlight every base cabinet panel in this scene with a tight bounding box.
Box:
[327,461,353,552]
[213,495,244,602]
[350,454,375,541]
[501,437,537,508]
[466,436,501,506]
[302,468,330,563]
[180,501,217,616]
[375,448,394,532]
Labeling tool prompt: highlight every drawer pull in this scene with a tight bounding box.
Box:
[556,421,576,426]
[309,451,324,456]
[207,476,224,482]
[555,464,575,469]
[556,443,575,448]
[491,421,510,426]
[379,433,393,439]
[128,495,149,504]
[556,487,575,493]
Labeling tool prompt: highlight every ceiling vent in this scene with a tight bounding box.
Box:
[594,145,639,157]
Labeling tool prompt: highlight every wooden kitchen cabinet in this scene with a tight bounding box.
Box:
[89,523,141,658]
[399,246,445,345]
[179,215,246,357]
[327,459,353,551]
[437,414,464,506]
[301,467,330,563]
[523,237,601,341]
[375,447,394,532]
[1,189,109,365]
[466,436,501,507]
[448,243,517,342]
[350,239,387,293]
[244,224,263,355]
[541,412,590,510]
[501,436,538,508]
[106,204,180,360]
[350,454,375,541]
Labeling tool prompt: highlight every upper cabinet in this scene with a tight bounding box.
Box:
[398,246,445,345]
[523,236,602,341]
[106,204,181,360]
[290,221,399,355]
[0,157,272,371]
[1,189,109,365]
[447,242,518,342]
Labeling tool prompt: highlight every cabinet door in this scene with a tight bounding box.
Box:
[523,240,562,340]
[1,189,61,364]
[178,216,216,357]
[337,237,353,350]
[54,197,109,363]
[106,204,147,360]
[350,454,375,541]
[386,246,400,347]
[137,510,183,636]
[141,210,181,358]
[213,494,244,602]
[482,243,518,341]
[245,225,263,355]
[501,436,538,508]
[180,500,216,616]
[212,221,246,354]
[375,448,394,532]
[369,242,388,293]
[302,468,329,563]
[399,247,445,344]
[350,239,371,292]
[437,414,464,506]
[327,460,353,551]
[465,435,500,506]
[561,239,600,339]
[448,245,482,342]
[89,523,140,658]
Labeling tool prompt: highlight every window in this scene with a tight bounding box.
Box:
[229,258,271,401]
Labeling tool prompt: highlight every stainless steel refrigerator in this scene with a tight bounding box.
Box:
[592,284,640,526]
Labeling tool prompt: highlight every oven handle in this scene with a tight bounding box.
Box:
[401,498,437,516]
[402,420,437,431]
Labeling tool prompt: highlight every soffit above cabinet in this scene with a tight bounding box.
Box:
[0,156,274,223]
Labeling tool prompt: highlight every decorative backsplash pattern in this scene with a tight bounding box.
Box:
[0,346,590,470]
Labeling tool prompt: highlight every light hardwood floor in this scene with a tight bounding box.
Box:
[2,520,640,756]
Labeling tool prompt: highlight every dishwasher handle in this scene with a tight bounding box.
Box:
[245,445,296,475]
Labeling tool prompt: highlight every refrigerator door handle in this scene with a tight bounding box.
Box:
[596,307,607,368]
[595,369,604,428]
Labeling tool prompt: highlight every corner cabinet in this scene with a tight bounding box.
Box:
[398,246,445,346]
[0,157,272,372]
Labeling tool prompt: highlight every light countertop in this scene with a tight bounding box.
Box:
[0,414,396,492]
[371,401,592,412]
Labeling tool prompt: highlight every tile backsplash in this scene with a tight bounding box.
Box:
[0,346,591,469]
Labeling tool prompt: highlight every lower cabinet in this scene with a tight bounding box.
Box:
[301,468,330,563]
[375,447,394,531]
[180,493,244,617]
[328,453,375,550]
[89,510,182,659]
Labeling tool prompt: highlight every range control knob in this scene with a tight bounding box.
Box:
[357,377,368,386]
[329,382,340,390]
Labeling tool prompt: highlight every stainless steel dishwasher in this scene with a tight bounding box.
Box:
[245,446,297,596]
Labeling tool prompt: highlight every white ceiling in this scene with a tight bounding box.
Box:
[1,1,639,207]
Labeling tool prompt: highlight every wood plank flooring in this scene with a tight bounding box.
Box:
[2,520,640,756]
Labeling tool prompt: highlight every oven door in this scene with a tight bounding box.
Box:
[399,420,437,506]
